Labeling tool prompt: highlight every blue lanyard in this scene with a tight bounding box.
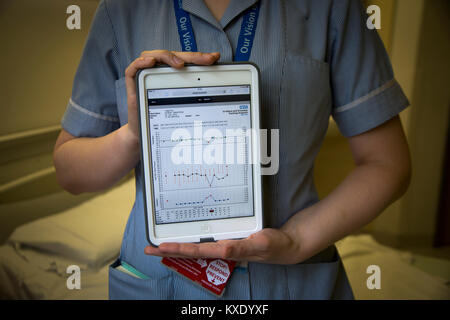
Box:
[173,0,261,62]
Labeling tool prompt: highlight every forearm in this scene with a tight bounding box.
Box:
[53,125,140,194]
[282,158,411,263]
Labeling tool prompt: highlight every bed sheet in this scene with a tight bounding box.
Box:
[336,235,450,300]
[0,179,134,299]
[0,245,110,299]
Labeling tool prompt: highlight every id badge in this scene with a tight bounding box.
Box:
[161,257,237,297]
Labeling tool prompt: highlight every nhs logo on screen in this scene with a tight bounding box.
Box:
[239,105,248,109]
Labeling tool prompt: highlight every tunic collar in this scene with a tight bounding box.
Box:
[182,0,259,29]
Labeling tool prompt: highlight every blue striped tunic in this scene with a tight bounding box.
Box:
[62,0,409,299]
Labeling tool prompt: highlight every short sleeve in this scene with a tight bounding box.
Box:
[61,0,121,137]
[328,0,409,137]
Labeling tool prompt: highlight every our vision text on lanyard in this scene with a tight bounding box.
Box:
[173,0,261,62]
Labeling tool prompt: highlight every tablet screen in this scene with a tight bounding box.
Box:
[147,85,254,225]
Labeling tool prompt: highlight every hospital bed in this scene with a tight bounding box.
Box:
[0,176,448,299]
[0,178,134,299]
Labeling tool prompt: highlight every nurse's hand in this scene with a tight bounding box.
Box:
[144,228,302,265]
[123,50,221,145]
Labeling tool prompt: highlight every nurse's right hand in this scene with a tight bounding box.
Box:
[124,50,221,145]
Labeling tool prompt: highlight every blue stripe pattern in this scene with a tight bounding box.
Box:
[174,0,260,61]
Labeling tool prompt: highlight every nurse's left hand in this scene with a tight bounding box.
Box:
[144,228,301,265]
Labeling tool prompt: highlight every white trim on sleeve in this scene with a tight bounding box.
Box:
[333,79,397,114]
[69,98,120,122]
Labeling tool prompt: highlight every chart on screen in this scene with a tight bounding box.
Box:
[147,85,255,224]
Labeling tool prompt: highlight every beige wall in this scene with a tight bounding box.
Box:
[0,0,99,136]
[397,0,450,244]
[371,0,450,246]
[0,1,100,207]
[369,0,426,241]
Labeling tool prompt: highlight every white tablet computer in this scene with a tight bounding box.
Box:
[136,63,263,246]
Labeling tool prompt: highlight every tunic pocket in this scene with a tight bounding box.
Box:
[285,256,341,299]
[274,51,333,226]
[108,258,172,300]
[286,246,354,299]
[279,51,331,167]
[171,264,251,300]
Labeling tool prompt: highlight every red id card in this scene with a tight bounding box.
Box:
[161,257,237,297]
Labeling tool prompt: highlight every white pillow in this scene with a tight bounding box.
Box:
[8,179,134,269]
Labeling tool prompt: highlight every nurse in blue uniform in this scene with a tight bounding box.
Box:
[54,0,411,299]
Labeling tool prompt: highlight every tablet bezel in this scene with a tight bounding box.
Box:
[137,63,263,246]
